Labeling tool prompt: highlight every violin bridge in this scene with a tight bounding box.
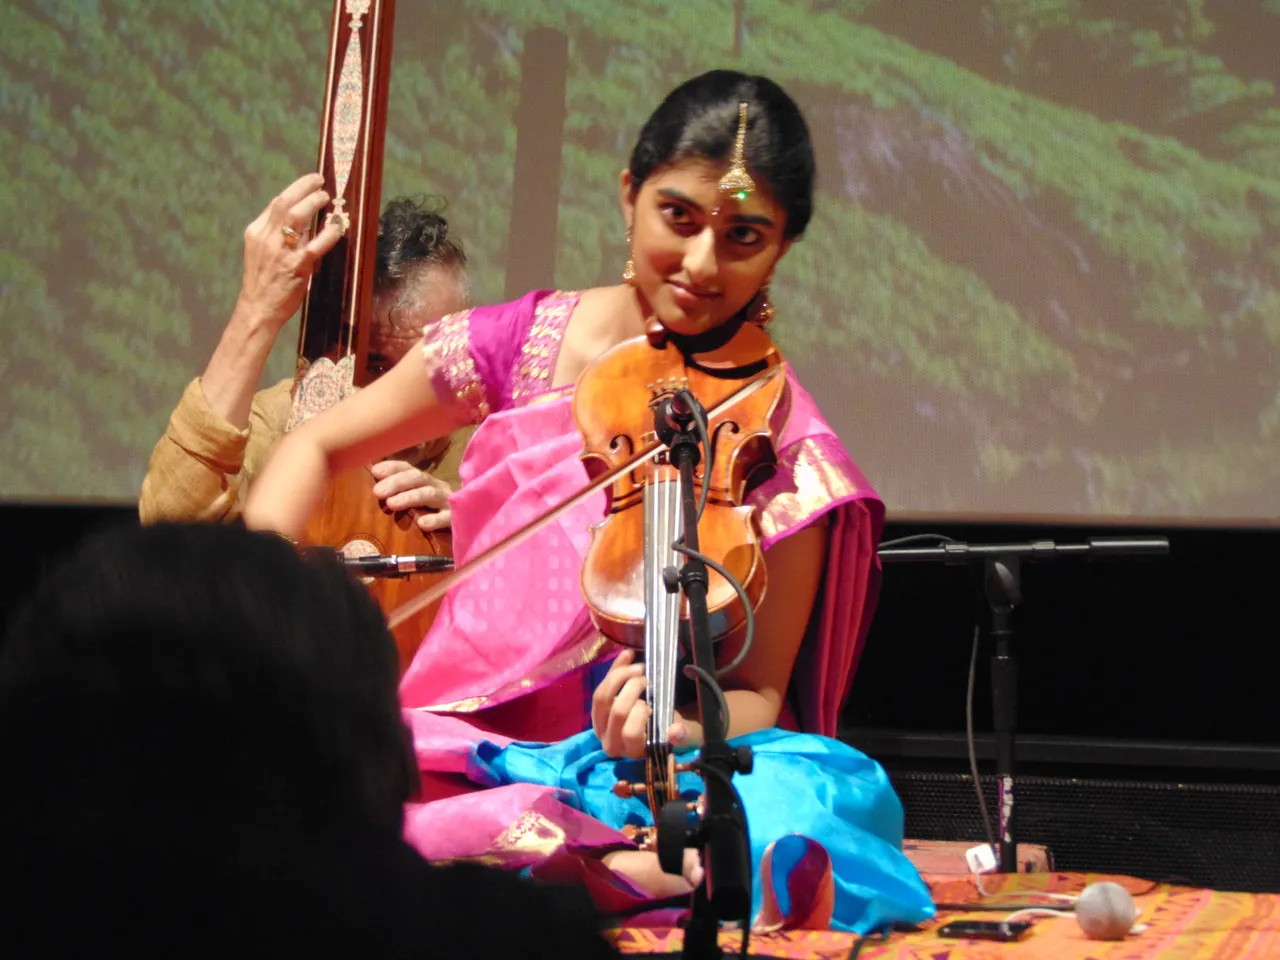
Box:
[647,376,691,403]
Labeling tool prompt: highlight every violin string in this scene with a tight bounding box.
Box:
[658,478,671,751]
[657,478,668,744]
[663,476,681,748]
[647,476,678,755]
[650,481,660,752]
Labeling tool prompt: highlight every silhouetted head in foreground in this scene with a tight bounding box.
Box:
[0,522,616,958]
[0,522,414,830]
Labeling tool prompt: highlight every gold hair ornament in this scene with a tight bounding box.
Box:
[717,101,756,200]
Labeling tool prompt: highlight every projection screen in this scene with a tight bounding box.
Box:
[3,1,1279,523]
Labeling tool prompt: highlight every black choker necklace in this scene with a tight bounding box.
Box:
[647,309,770,381]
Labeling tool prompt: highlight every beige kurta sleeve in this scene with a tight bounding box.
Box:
[139,377,294,524]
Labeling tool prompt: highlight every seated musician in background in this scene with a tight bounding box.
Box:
[0,522,616,958]
[139,175,472,531]
[243,71,934,934]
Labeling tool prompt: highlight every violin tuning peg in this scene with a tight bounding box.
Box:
[621,824,657,850]
[674,762,693,774]
[612,781,647,799]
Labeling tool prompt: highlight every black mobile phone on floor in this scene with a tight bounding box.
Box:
[937,920,1033,942]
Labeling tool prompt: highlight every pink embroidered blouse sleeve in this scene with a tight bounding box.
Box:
[421,291,580,421]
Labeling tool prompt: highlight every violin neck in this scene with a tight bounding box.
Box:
[643,474,684,748]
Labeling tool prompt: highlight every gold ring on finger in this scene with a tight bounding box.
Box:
[281,226,302,249]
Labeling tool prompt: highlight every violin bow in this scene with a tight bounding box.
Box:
[385,363,784,629]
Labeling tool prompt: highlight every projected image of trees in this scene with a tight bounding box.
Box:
[4,0,1279,520]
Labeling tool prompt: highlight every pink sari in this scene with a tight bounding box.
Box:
[396,290,920,931]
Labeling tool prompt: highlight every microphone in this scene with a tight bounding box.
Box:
[666,391,694,419]
[336,554,454,578]
[1075,881,1139,940]
[654,391,696,437]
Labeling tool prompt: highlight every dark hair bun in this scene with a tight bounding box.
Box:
[628,70,815,239]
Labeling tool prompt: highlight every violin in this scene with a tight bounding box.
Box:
[573,317,788,844]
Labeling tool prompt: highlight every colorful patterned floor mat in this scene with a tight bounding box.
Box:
[611,871,1280,958]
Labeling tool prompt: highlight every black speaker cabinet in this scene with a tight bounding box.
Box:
[854,731,1280,894]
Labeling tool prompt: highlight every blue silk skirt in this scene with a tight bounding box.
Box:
[468,727,936,934]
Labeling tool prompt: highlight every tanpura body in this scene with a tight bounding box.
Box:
[304,464,454,673]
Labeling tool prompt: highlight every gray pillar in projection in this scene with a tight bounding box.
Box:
[504,28,569,300]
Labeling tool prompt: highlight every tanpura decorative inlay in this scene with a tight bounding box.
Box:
[327,0,372,236]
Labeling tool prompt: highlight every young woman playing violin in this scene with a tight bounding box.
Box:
[244,70,933,934]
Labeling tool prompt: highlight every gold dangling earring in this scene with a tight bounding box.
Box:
[622,226,636,285]
[753,278,775,326]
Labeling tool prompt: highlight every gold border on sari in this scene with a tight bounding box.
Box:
[419,629,612,714]
[430,808,572,869]
[421,307,490,424]
[511,291,579,402]
[752,434,863,541]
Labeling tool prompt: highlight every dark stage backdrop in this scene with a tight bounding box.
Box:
[3,505,1276,752]
[3,506,1277,888]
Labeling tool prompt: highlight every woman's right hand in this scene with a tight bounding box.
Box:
[235,173,343,332]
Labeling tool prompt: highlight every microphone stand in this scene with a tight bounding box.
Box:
[653,395,753,960]
[877,537,1169,872]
